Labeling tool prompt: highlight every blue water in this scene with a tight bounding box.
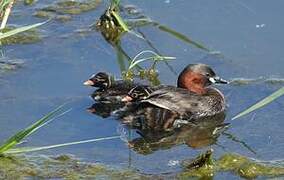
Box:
[1,0,283,178]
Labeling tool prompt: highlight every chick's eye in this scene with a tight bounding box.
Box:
[132,93,138,98]
[205,73,211,77]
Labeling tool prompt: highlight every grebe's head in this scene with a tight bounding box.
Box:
[177,64,228,94]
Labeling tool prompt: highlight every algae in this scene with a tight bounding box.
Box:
[0,26,41,45]
[218,154,284,179]
[180,149,215,179]
[0,154,150,179]
[180,152,284,179]
[24,0,36,6]
[1,151,284,179]
[34,0,101,21]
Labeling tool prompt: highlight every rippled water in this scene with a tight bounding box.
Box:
[1,0,284,178]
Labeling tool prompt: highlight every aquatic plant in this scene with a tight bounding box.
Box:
[0,0,14,30]
[180,150,284,179]
[127,50,175,71]
[34,0,101,22]
[0,103,121,155]
[122,50,175,85]
[0,23,45,45]
[6,136,120,154]
[0,104,70,155]
[0,0,46,44]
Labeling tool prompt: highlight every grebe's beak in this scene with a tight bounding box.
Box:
[121,95,133,102]
[209,76,229,84]
[83,79,95,86]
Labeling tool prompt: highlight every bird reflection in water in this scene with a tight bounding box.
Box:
[88,102,228,155]
[126,112,228,155]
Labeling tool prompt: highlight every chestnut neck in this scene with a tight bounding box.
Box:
[177,71,208,95]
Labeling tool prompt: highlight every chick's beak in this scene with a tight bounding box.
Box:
[87,107,96,113]
[83,79,95,86]
[209,76,229,84]
[121,95,133,102]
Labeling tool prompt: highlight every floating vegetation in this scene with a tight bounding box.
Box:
[1,151,283,179]
[230,77,284,85]
[34,11,72,22]
[0,24,44,45]
[34,0,101,21]
[180,151,284,179]
[24,0,36,6]
[232,87,284,120]
[0,154,149,179]
[218,154,284,179]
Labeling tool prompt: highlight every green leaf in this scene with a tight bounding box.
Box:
[111,11,129,32]
[0,104,69,154]
[0,21,47,40]
[111,11,144,40]
[127,50,175,71]
[5,136,120,154]
[232,87,284,120]
[128,56,175,70]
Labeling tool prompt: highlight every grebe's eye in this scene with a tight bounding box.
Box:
[205,73,211,77]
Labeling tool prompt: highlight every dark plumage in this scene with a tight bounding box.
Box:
[141,86,226,119]
[84,72,141,103]
[120,64,228,130]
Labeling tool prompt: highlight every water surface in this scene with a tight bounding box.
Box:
[1,0,284,178]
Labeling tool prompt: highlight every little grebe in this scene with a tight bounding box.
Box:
[122,64,228,120]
